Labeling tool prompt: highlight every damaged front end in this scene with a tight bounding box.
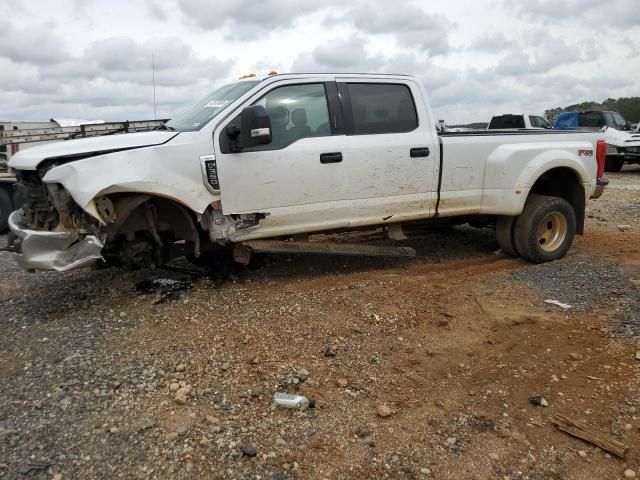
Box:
[7,170,106,271]
[8,210,104,271]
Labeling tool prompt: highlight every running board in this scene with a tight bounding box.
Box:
[241,240,416,258]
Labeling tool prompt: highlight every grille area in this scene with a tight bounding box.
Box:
[14,170,59,230]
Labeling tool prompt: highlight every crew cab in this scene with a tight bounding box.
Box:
[554,110,640,172]
[487,114,550,130]
[6,73,607,272]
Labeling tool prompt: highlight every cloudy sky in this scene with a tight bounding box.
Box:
[1,0,638,124]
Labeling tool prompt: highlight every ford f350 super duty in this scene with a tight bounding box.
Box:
[6,73,608,271]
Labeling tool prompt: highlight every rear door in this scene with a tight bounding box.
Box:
[335,78,437,226]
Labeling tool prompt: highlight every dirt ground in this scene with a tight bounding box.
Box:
[1,166,639,480]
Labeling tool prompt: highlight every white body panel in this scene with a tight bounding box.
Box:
[439,134,597,216]
[41,131,219,219]
[603,127,640,148]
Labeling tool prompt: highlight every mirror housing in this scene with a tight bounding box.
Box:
[237,105,272,150]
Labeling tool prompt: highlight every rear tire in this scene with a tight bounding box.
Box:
[0,188,13,232]
[495,216,518,257]
[513,194,576,263]
[604,156,624,172]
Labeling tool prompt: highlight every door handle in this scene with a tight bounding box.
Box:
[410,147,430,158]
[320,152,343,164]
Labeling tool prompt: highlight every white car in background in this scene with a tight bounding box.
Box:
[487,114,550,130]
[553,110,640,172]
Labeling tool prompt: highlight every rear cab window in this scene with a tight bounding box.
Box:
[488,115,525,129]
[340,83,418,135]
[578,112,606,128]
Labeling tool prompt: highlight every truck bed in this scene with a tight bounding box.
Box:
[436,129,601,218]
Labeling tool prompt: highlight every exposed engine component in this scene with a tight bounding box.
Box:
[14,170,102,235]
[14,170,59,230]
[95,195,117,224]
[233,213,266,230]
[203,207,268,246]
[202,207,231,244]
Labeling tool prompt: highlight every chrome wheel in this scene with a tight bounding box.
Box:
[537,211,567,252]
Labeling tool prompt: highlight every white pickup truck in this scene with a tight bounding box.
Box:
[6,73,608,271]
[487,114,550,130]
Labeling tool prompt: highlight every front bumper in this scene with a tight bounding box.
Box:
[8,210,104,271]
[592,178,609,200]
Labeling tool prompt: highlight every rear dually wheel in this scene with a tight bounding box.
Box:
[513,194,576,263]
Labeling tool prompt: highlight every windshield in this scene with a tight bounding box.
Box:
[166,80,260,132]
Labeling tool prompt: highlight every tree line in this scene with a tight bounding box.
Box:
[544,97,640,123]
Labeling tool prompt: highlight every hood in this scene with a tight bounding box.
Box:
[8,130,179,170]
[605,127,640,148]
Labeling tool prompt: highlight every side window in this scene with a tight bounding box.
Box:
[345,83,418,135]
[532,116,548,128]
[612,112,627,129]
[604,112,616,128]
[252,83,331,149]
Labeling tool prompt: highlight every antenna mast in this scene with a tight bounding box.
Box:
[152,54,157,120]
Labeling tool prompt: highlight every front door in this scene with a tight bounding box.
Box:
[214,80,350,239]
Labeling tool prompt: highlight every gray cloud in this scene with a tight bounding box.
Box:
[334,3,452,55]
[1,30,232,121]
[147,2,169,22]
[176,0,337,39]
[2,0,639,125]
[0,18,69,65]
[506,0,640,27]
[468,33,510,54]
[292,35,384,72]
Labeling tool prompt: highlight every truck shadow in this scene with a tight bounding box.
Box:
[246,224,499,281]
[0,225,500,322]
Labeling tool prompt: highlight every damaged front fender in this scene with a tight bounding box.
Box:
[8,210,105,271]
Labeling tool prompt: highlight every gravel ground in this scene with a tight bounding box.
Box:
[509,253,634,311]
[1,168,639,479]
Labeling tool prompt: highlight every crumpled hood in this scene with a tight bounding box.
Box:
[8,130,179,170]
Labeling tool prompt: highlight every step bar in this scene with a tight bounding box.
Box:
[241,240,416,258]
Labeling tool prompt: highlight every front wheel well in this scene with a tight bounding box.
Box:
[99,194,202,268]
[529,167,585,235]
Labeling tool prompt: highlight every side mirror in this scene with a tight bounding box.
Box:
[239,105,272,150]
